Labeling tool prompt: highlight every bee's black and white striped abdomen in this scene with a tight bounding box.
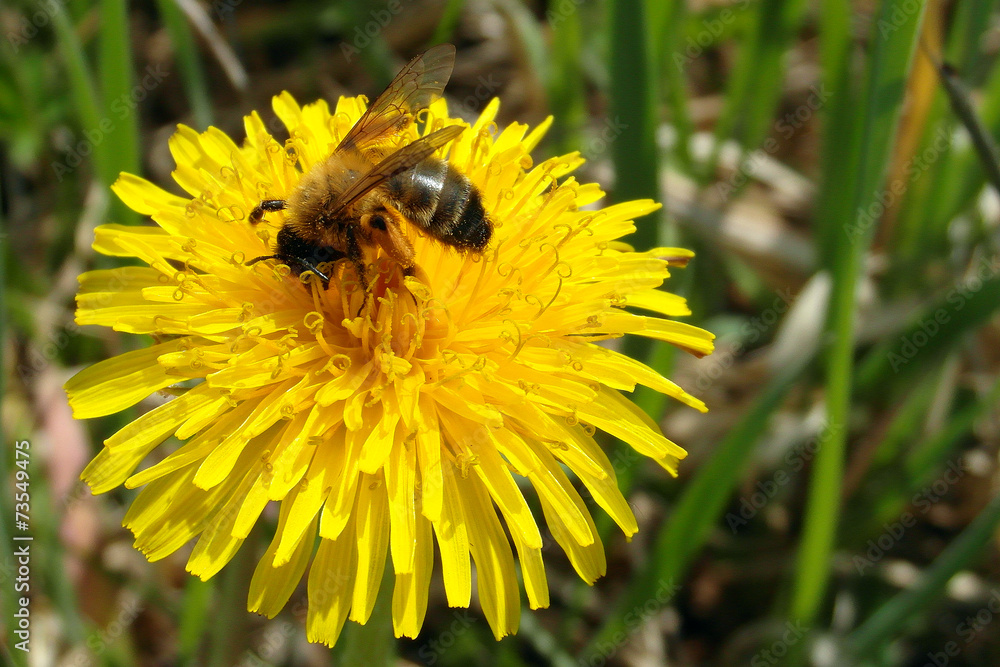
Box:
[387,157,491,251]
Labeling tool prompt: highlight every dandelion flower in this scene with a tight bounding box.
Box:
[66,88,714,644]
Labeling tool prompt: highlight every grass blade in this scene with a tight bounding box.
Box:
[431,0,466,45]
[546,0,585,158]
[922,41,1000,245]
[705,0,809,182]
[856,271,1000,394]
[813,0,859,267]
[606,0,667,519]
[790,0,927,631]
[178,577,213,665]
[652,0,693,172]
[904,376,1000,484]
[608,0,659,249]
[339,563,396,666]
[848,492,1000,657]
[157,0,214,129]
[50,3,107,184]
[945,0,1000,71]
[846,368,999,540]
[100,0,141,224]
[581,353,812,659]
[100,0,140,175]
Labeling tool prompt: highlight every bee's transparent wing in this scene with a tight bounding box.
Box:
[337,44,456,153]
[330,125,464,215]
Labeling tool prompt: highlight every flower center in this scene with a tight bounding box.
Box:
[310,257,449,380]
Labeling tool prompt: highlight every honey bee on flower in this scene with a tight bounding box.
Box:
[245,44,491,294]
[66,44,714,645]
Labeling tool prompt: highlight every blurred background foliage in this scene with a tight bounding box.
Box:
[3,0,1000,665]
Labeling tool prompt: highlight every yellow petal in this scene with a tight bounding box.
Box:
[319,419,365,541]
[349,473,390,623]
[112,172,189,216]
[307,530,357,647]
[624,289,692,317]
[455,472,519,639]
[492,426,593,546]
[577,387,687,470]
[273,438,340,566]
[186,463,261,580]
[511,528,549,610]
[538,489,605,584]
[391,510,433,638]
[385,435,417,574]
[416,396,444,523]
[81,388,217,493]
[439,409,543,549]
[248,499,317,617]
[636,317,716,357]
[66,339,189,418]
[433,459,471,608]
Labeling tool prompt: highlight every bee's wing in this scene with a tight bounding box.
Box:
[330,125,465,215]
[337,44,456,153]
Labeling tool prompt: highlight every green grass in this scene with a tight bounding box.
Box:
[5,0,1000,664]
[156,0,214,130]
[791,0,928,637]
[99,0,141,225]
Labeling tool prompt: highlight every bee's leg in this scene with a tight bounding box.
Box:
[344,226,369,317]
[402,263,431,284]
[398,264,430,313]
[294,258,331,288]
[344,226,367,291]
[365,209,415,270]
[245,253,331,287]
[306,246,346,290]
[365,209,426,311]
[248,199,286,225]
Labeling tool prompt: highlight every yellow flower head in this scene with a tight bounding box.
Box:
[66,90,714,644]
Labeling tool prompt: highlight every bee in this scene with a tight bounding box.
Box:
[246,43,492,293]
